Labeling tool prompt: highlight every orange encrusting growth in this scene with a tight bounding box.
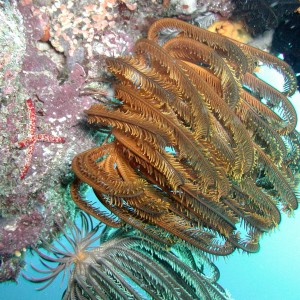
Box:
[208,20,251,43]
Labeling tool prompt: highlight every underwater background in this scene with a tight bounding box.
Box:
[1,0,300,299]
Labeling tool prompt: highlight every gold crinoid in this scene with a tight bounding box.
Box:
[71,18,300,256]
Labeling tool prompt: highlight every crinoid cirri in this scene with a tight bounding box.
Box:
[24,211,231,300]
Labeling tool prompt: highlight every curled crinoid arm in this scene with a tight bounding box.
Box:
[70,177,122,228]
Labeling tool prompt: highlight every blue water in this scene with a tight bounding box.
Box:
[0,252,67,299]
[218,210,300,300]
